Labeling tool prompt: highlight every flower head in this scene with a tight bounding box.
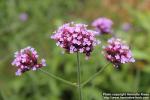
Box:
[51,22,100,57]
[92,17,113,35]
[122,22,132,32]
[103,38,135,67]
[19,12,28,22]
[12,46,46,76]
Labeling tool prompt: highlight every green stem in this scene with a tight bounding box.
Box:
[134,69,140,92]
[81,63,110,87]
[77,52,82,100]
[1,90,7,100]
[39,69,76,87]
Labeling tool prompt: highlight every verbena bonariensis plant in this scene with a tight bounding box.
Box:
[51,22,100,99]
[12,20,135,100]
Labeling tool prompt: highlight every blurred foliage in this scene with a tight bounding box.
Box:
[0,0,150,100]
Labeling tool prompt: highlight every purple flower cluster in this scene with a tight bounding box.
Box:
[92,17,113,35]
[51,22,100,57]
[19,12,28,22]
[122,22,132,32]
[11,46,46,76]
[103,38,135,67]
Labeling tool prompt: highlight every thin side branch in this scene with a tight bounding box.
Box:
[39,69,77,87]
[81,63,110,87]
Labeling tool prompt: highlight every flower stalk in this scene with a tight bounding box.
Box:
[77,52,82,100]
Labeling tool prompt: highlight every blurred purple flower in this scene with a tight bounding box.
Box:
[51,22,100,57]
[92,17,113,35]
[103,38,135,67]
[12,46,46,76]
[19,13,28,22]
[122,22,132,32]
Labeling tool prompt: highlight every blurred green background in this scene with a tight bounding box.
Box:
[0,0,150,100]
